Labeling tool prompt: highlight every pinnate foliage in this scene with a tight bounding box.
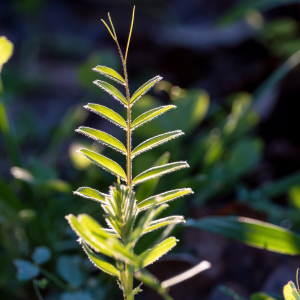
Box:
[67,7,192,300]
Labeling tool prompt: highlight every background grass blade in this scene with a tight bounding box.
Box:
[93,65,125,85]
[132,130,184,157]
[84,103,127,130]
[132,162,189,186]
[78,148,126,181]
[74,187,109,204]
[76,126,126,155]
[186,216,300,255]
[93,80,127,106]
[131,105,176,130]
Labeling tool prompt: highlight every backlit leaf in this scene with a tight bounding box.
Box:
[132,162,189,186]
[82,241,119,276]
[132,130,184,157]
[74,187,108,204]
[78,149,126,181]
[0,36,13,71]
[283,281,300,300]
[131,76,162,105]
[144,216,185,234]
[131,105,175,130]
[93,65,125,85]
[76,126,126,155]
[138,188,193,211]
[93,80,127,107]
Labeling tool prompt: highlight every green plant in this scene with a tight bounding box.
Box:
[66,8,193,300]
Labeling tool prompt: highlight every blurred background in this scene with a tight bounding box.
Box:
[2,0,300,299]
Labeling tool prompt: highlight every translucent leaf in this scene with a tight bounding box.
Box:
[144,216,185,234]
[93,80,127,107]
[132,130,184,157]
[132,162,189,186]
[0,36,13,71]
[13,259,40,281]
[74,187,108,204]
[140,237,178,268]
[85,103,127,130]
[131,105,175,130]
[81,241,119,277]
[31,246,51,265]
[76,126,126,155]
[138,188,193,211]
[284,281,300,300]
[131,76,162,105]
[78,149,126,181]
[93,65,125,85]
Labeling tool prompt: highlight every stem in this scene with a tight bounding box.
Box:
[118,261,134,300]
[39,267,73,291]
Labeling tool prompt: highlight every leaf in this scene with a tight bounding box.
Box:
[57,255,84,288]
[93,80,127,107]
[60,291,94,300]
[78,149,126,181]
[144,216,185,234]
[140,237,178,268]
[186,216,300,255]
[138,188,194,211]
[74,187,108,204]
[251,293,276,300]
[131,105,176,130]
[13,259,40,281]
[132,131,184,157]
[81,241,119,276]
[93,65,125,85]
[76,126,126,155]
[132,162,189,186]
[31,246,52,265]
[84,103,127,130]
[130,76,162,106]
[0,36,13,71]
[284,281,300,300]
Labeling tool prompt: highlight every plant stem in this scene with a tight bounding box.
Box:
[39,267,73,291]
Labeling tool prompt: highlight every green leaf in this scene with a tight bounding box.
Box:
[13,259,40,281]
[74,187,108,204]
[93,65,125,85]
[0,36,13,72]
[85,103,127,130]
[78,149,126,181]
[284,281,300,300]
[186,216,300,255]
[132,162,189,186]
[144,216,185,234]
[76,126,126,155]
[251,292,276,300]
[131,76,162,105]
[132,105,176,130]
[81,241,119,276]
[93,80,127,107]
[140,237,178,268]
[138,188,193,211]
[132,130,184,157]
[31,246,51,265]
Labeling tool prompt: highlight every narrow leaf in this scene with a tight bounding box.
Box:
[186,216,300,255]
[132,162,189,186]
[140,237,178,268]
[131,76,162,105]
[132,130,183,157]
[74,187,108,204]
[284,281,300,300]
[76,126,126,155]
[81,241,119,276]
[138,188,193,211]
[78,149,126,181]
[144,216,185,234]
[93,66,125,85]
[93,80,127,107]
[132,105,175,130]
[85,103,127,130]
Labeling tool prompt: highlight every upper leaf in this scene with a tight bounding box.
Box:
[130,76,162,106]
[84,103,127,130]
[93,65,125,85]
[138,188,193,211]
[93,80,127,107]
[131,105,175,130]
[132,130,184,157]
[78,149,126,181]
[74,187,108,204]
[132,162,189,186]
[76,126,126,155]
[144,216,185,234]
